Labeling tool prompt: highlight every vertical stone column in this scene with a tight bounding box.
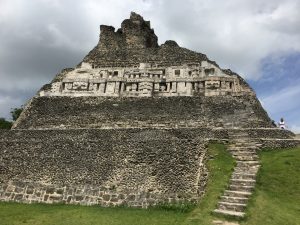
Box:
[186,82,193,95]
[115,82,121,94]
[166,82,170,92]
[154,83,159,92]
[171,82,177,93]
[177,82,186,94]
[99,83,106,93]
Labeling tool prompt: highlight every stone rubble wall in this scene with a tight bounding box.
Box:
[0,129,208,207]
[13,96,272,130]
[259,138,300,149]
[0,128,296,206]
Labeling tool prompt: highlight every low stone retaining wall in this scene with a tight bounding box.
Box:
[259,138,300,149]
[0,181,198,207]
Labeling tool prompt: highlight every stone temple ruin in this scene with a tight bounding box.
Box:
[41,13,252,99]
[0,12,299,217]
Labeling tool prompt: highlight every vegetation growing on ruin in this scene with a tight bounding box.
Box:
[0,145,299,225]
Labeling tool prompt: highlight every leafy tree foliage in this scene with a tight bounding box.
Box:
[0,118,12,129]
[10,107,23,121]
[0,106,23,129]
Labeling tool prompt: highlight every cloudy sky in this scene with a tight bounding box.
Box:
[1,0,300,132]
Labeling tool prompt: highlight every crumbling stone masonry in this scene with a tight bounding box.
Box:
[0,12,298,208]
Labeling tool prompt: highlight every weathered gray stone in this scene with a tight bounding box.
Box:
[1,12,299,209]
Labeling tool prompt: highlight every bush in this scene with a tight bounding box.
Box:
[0,118,12,129]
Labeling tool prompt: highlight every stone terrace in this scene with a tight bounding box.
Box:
[14,96,272,129]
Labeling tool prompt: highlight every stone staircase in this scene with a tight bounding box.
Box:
[214,131,261,217]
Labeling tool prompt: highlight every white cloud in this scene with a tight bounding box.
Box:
[144,0,300,79]
[1,0,299,79]
[0,0,299,126]
[262,84,300,114]
[0,95,26,119]
[290,125,300,134]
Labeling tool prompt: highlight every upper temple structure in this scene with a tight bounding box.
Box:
[40,12,253,98]
[1,12,298,216]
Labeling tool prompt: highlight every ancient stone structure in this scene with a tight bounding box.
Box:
[39,12,253,98]
[1,12,299,214]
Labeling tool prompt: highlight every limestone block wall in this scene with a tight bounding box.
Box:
[259,138,300,149]
[0,128,296,206]
[0,129,208,207]
[13,96,273,130]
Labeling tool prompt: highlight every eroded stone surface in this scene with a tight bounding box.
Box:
[13,96,273,129]
[1,12,297,208]
[39,12,253,98]
[0,129,208,206]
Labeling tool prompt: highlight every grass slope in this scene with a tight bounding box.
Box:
[183,143,235,224]
[242,147,300,225]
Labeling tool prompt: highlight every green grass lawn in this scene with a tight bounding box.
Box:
[0,145,299,225]
[242,147,300,225]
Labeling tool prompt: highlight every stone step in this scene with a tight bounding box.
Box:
[231,150,258,155]
[230,152,258,156]
[234,164,260,170]
[230,136,249,140]
[229,184,255,192]
[229,142,257,146]
[229,139,257,146]
[213,136,261,218]
[229,135,249,139]
[233,155,259,161]
[235,166,260,172]
[231,172,256,180]
[213,209,245,218]
[234,167,259,174]
[218,202,246,212]
[229,148,257,153]
[230,179,256,186]
[229,151,258,155]
[224,190,252,198]
[236,160,260,166]
[220,196,248,204]
[231,145,259,149]
[229,146,258,150]
[229,139,257,143]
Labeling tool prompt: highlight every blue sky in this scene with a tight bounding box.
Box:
[0,0,299,132]
[250,52,300,132]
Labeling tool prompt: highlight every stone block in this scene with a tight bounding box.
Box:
[103,194,111,202]
[46,187,55,194]
[14,194,23,201]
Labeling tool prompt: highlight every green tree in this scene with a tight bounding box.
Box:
[0,106,23,129]
[10,107,23,121]
[0,118,12,129]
